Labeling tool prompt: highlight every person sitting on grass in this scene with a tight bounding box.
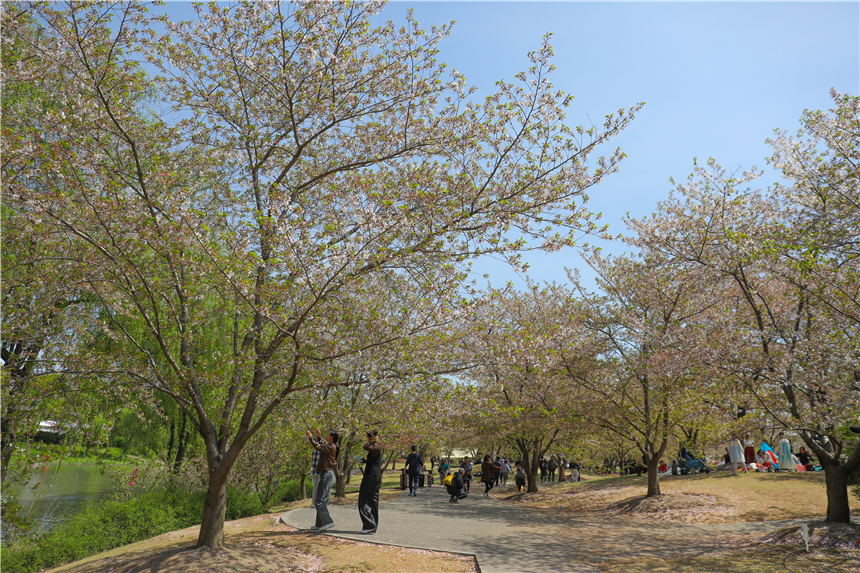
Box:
[796,447,815,471]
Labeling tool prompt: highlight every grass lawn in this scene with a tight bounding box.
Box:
[511,469,859,524]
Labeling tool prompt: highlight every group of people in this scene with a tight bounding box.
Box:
[724,433,816,475]
[648,433,822,478]
[406,453,528,500]
[307,431,549,534]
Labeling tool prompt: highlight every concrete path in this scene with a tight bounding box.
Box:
[281,484,802,573]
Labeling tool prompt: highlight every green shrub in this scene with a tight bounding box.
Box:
[1,486,270,573]
[224,487,265,520]
[0,494,181,573]
[275,478,303,503]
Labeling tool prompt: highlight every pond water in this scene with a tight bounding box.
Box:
[1,462,115,544]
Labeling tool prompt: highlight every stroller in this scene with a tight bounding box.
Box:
[677,448,710,475]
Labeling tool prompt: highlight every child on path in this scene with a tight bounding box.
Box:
[514,461,526,493]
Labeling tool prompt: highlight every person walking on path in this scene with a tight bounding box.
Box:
[305,428,340,531]
[493,456,503,486]
[500,458,510,485]
[460,457,473,493]
[447,468,468,503]
[548,457,557,482]
[357,429,382,534]
[481,455,496,498]
[438,458,449,486]
[539,458,548,482]
[404,445,423,496]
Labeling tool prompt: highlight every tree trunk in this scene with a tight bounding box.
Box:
[166,420,176,464]
[1,342,35,484]
[173,413,189,472]
[260,473,276,505]
[196,473,228,548]
[823,461,852,523]
[335,440,355,498]
[645,457,661,497]
[300,473,307,499]
[802,434,860,523]
[515,438,542,493]
[1,413,17,482]
[382,450,397,471]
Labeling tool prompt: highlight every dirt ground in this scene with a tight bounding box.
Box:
[44,470,859,573]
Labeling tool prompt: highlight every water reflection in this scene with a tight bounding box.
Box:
[2,462,115,543]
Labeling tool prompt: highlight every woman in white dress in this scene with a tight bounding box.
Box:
[777,433,796,471]
[728,438,746,475]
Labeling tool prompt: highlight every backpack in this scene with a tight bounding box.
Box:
[443,474,454,486]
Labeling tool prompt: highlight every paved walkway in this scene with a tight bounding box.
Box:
[280,485,804,573]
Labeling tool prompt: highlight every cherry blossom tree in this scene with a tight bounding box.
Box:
[766,91,860,330]
[2,1,641,546]
[559,253,721,497]
[461,285,592,493]
[1,2,106,484]
[627,92,859,520]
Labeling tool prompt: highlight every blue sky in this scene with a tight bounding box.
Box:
[369,1,859,288]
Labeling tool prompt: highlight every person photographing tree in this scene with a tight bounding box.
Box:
[357,429,382,533]
[305,428,339,531]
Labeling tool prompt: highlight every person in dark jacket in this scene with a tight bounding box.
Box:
[460,457,473,492]
[357,429,382,533]
[481,455,496,498]
[305,428,339,531]
[447,468,468,503]
[493,456,502,486]
[404,445,423,496]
